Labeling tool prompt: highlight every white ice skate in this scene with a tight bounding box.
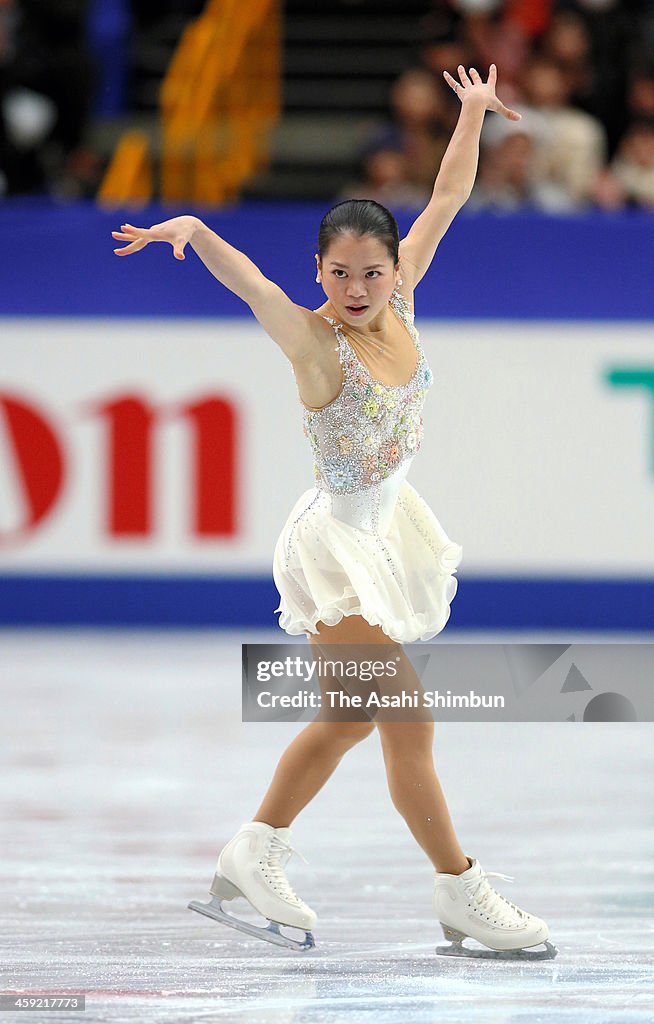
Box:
[187,821,317,951]
[434,856,558,960]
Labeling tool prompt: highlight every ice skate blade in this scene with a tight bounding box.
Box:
[436,938,559,961]
[187,896,315,952]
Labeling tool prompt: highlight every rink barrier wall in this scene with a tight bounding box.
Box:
[1,199,654,319]
[0,574,652,631]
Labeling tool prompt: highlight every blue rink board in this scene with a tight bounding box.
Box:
[0,574,652,630]
[1,199,654,319]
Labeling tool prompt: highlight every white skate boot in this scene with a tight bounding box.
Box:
[434,856,558,960]
[187,821,317,951]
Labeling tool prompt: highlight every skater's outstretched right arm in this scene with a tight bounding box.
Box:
[112,216,322,363]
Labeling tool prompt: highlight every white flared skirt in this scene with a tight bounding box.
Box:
[273,480,462,644]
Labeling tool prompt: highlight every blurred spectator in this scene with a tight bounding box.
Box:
[10,1,94,153]
[418,2,475,91]
[626,64,654,121]
[557,0,636,156]
[467,125,575,211]
[506,54,607,205]
[338,147,431,209]
[602,117,654,211]
[540,10,595,106]
[360,68,450,196]
[0,0,96,196]
[420,0,554,93]
[460,0,553,87]
[420,38,472,100]
[386,68,449,138]
[1,0,58,194]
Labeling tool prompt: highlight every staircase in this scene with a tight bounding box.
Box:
[241,0,432,200]
[128,4,206,112]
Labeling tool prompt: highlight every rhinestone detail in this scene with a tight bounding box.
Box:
[299,289,434,537]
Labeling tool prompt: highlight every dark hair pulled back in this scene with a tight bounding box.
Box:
[317,199,399,265]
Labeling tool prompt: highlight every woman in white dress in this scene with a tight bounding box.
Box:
[113,64,557,960]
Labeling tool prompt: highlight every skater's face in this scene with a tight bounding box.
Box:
[316,233,400,327]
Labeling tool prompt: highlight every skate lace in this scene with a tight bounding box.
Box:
[462,870,528,927]
[263,834,309,904]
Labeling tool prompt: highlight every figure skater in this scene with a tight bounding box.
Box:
[112,64,557,960]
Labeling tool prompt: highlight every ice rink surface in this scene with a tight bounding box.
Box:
[2,629,653,1024]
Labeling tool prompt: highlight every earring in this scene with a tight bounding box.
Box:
[398,277,404,286]
[316,274,321,283]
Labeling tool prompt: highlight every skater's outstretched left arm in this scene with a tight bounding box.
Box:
[399,64,521,291]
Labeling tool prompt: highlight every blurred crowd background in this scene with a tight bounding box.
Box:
[1,0,653,212]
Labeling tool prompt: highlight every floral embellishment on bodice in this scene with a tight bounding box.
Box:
[301,289,434,494]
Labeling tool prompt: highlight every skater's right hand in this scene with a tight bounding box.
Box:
[112,215,200,260]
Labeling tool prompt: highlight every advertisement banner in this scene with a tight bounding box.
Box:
[2,319,652,575]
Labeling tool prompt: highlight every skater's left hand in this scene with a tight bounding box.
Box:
[443,64,521,121]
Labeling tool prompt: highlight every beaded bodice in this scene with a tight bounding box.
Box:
[299,290,434,535]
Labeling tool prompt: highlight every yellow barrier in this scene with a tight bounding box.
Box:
[97,131,153,208]
[98,0,280,208]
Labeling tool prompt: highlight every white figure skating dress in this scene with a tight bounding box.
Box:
[273,288,462,644]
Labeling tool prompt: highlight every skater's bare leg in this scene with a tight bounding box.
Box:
[298,617,469,874]
[253,619,378,827]
[252,718,375,827]
[369,640,468,874]
[378,716,470,875]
